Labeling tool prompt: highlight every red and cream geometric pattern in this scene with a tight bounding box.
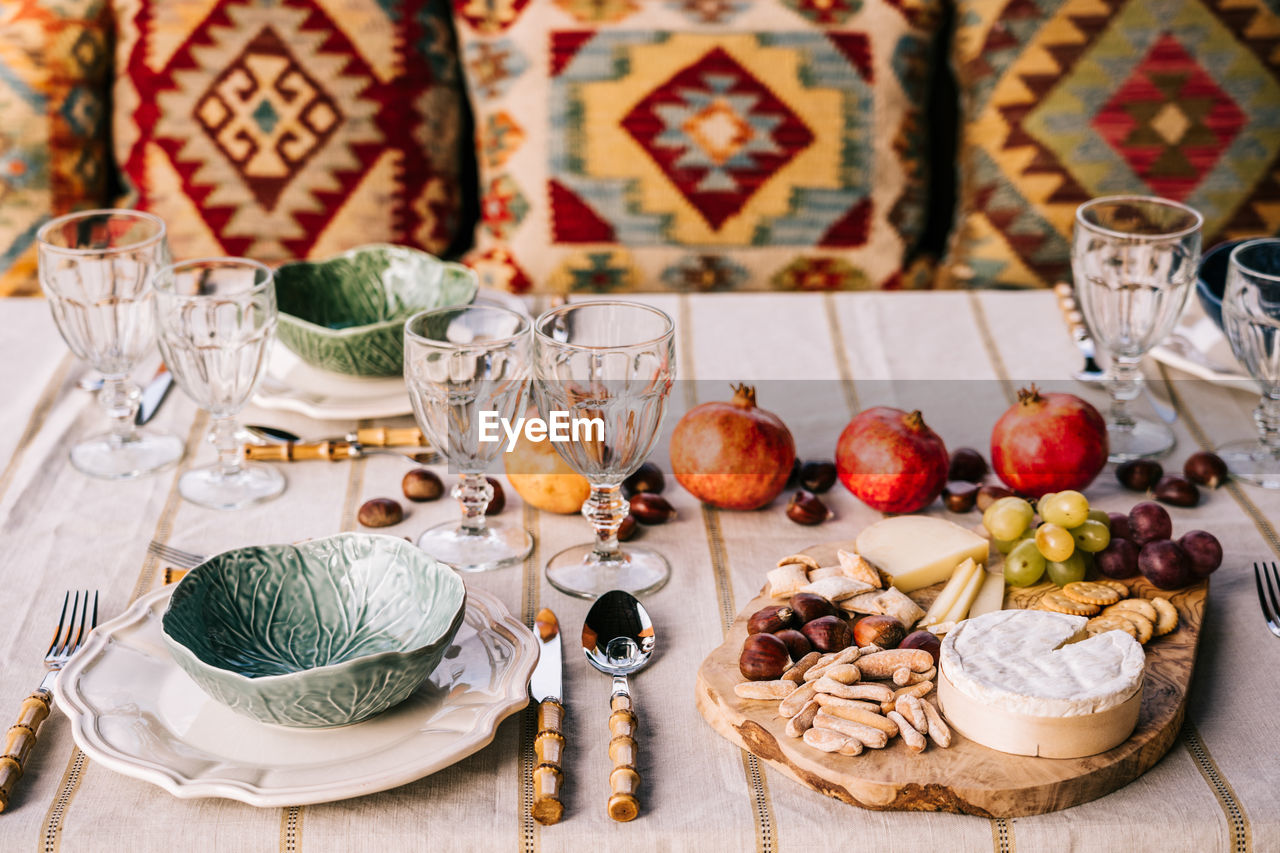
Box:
[113,0,466,265]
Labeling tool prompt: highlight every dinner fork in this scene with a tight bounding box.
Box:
[147,540,207,569]
[0,590,99,812]
[1254,562,1280,639]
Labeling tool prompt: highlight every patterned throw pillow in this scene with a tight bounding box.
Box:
[453,1,942,293]
[944,0,1280,289]
[0,0,112,297]
[112,0,468,265]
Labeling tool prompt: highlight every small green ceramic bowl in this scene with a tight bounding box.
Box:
[162,534,466,728]
[274,244,479,377]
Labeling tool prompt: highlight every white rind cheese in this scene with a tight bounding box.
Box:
[854,517,990,593]
[941,610,1144,717]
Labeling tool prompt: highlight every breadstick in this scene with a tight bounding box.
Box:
[734,680,797,700]
[814,693,881,713]
[803,646,861,681]
[785,700,821,738]
[818,704,898,736]
[778,681,818,718]
[922,699,951,748]
[888,710,926,754]
[881,681,934,714]
[857,649,934,678]
[899,666,936,686]
[803,726,863,755]
[781,651,821,684]
[813,712,890,748]
[814,680,895,703]
[892,666,912,686]
[822,663,861,685]
[896,695,928,734]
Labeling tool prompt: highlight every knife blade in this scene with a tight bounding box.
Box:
[530,608,566,825]
[135,366,174,425]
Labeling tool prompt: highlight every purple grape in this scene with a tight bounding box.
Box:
[1178,530,1223,578]
[1096,538,1140,579]
[1139,540,1193,590]
[1108,512,1132,540]
[1129,501,1172,545]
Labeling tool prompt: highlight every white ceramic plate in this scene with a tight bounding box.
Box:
[54,585,538,807]
[1149,310,1250,386]
[252,289,531,421]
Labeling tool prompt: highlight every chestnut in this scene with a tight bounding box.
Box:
[485,477,505,515]
[616,514,638,542]
[799,460,838,494]
[800,615,852,653]
[786,490,831,525]
[629,493,676,524]
[899,630,942,666]
[623,462,665,497]
[948,447,989,483]
[1154,475,1199,508]
[852,614,906,649]
[789,592,836,624]
[1184,452,1228,489]
[747,605,794,635]
[943,481,980,513]
[976,484,1014,511]
[739,632,789,680]
[402,468,444,502]
[358,497,403,528]
[773,628,813,660]
[1116,459,1163,491]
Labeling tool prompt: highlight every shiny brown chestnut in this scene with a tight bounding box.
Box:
[773,628,813,660]
[948,447,989,483]
[799,460,838,493]
[1154,475,1199,508]
[402,468,444,502]
[1116,459,1163,491]
[747,605,795,635]
[739,632,789,680]
[1184,452,1228,489]
[630,492,676,524]
[786,490,831,525]
[852,614,905,649]
[899,630,942,666]
[976,484,1015,511]
[616,514,638,542]
[484,477,505,515]
[789,592,837,624]
[623,462,666,497]
[358,497,404,528]
[801,615,852,653]
[943,481,980,513]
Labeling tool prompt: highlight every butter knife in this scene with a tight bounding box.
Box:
[530,608,566,825]
[135,366,174,425]
[243,440,439,464]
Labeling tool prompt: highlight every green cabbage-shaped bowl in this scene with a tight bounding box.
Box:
[162,534,466,728]
[274,244,479,377]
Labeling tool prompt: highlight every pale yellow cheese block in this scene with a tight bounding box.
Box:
[854,516,991,593]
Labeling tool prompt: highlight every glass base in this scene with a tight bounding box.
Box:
[416,519,532,572]
[1217,439,1280,489]
[1106,417,1175,463]
[545,543,670,600]
[70,430,184,480]
[179,462,286,510]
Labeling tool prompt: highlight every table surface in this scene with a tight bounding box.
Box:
[1,291,1277,853]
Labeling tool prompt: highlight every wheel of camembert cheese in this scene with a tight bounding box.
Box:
[938,610,1145,759]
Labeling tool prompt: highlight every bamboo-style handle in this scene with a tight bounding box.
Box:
[607,693,639,822]
[354,427,426,447]
[531,698,565,825]
[243,441,355,462]
[0,689,53,813]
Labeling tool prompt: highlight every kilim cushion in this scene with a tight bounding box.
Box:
[112,0,468,265]
[943,0,1280,289]
[453,0,943,293]
[0,1,113,297]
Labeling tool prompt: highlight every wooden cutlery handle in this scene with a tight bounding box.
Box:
[354,427,425,447]
[531,698,565,825]
[243,441,353,462]
[607,694,639,822]
[0,689,52,813]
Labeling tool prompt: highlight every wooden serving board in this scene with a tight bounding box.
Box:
[695,538,1207,817]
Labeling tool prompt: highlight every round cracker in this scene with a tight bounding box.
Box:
[1094,578,1131,596]
[1106,598,1158,623]
[1107,609,1154,644]
[1086,615,1137,638]
[1038,590,1101,616]
[1151,597,1179,636]
[1062,581,1122,606]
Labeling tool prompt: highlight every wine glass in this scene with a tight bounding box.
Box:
[153,258,284,510]
[532,301,675,599]
[404,304,533,571]
[36,209,185,478]
[1218,238,1280,488]
[1072,196,1203,461]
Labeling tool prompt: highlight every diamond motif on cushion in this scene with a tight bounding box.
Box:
[1091,35,1245,202]
[454,0,531,34]
[554,0,639,22]
[660,254,748,291]
[772,256,869,291]
[782,0,863,25]
[194,27,342,211]
[483,111,525,170]
[621,47,815,230]
[666,0,747,23]
[482,174,530,240]
[465,39,529,100]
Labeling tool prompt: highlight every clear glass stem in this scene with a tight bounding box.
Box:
[1107,358,1143,429]
[1256,391,1280,454]
[455,473,493,535]
[583,483,626,561]
[100,376,141,446]
[210,415,244,478]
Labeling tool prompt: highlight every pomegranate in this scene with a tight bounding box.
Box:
[670,384,795,510]
[990,385,1107,497]
[835,408,948,513]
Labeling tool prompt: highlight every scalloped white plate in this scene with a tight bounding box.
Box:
[53,585,538,807]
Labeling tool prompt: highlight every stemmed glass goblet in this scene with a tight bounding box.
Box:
[153,258,285,510]
[36,209,185,478]
[1072,196,1203,461]
[532,301,676,599]
[404,304,533,571]
[1218,238,1280,488]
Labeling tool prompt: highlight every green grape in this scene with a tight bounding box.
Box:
[1037,492,1057,516]
[1041,490,1090,528]
[994,536,1018,554]
[983,497,1034,541]
[1034,522,1075,562]
[1087,508,1111,526]
[1005,539,1047,587]
[1046,551,1087,586]
[1072,519,1111,553]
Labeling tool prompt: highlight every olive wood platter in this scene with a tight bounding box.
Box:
[695,538,1206,817]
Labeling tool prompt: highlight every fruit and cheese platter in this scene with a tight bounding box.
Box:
[695,491,1217,817]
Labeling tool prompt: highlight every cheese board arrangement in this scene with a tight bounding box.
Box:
[696,491,1217,818]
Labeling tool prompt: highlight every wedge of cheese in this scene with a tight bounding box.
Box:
[854,517,990,593]
[966,568,1006,618]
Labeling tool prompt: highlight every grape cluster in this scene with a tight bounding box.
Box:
[984,491,1111,587]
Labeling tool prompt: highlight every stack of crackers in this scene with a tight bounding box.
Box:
[1035,580,1179,646]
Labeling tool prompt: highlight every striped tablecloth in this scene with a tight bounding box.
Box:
[1,291,1276,852]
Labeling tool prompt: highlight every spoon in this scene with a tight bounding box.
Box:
[582,590,654,822]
